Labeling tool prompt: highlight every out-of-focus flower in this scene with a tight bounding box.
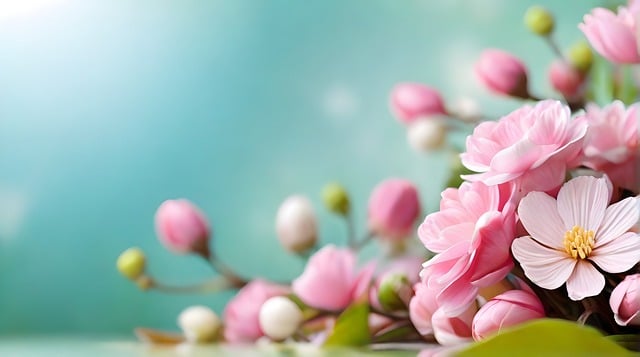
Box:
[258,296,303,341]
[580,101,639,191]
[431,305,476,346]
[116,247,146,280]
[567,41,593,72]
[275,195,318,253]
[512,176,640,301]
[409,281,439,337]
[461,100,587,198]
[474,49,529,98]
[390,83,447,124]
[178,305,222,343]
[155,199,211,256]
[377,273,413,312]
[223,279,289,343]
[407,118,448,152]
[321,182,350,216]
[418,181,516,316]
[292,245,375,311]
[524,6,554,36]
[472,290,545,340]
[610,274,640,326]
[579,6,640,64]
[548,60,585,98]
[368,179,421,240]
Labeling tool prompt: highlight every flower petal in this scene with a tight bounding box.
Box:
[596,196,640,246]
[518,191,565,250]
[565,261,605,301]
[511,237,575,289]
[591,232,640,273]
[557,176,609,231]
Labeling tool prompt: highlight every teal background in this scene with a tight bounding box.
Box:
[0,0,602,335]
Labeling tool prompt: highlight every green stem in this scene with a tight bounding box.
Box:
[148,275,233,294]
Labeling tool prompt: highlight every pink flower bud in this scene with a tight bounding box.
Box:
[548,60,585,98]
[475,49,529,98]
[223,279,290,343]
[390,83,446,124]
[579,6,640,64]
[275,195,318,253]
[431,305,475,346]
[368,179,421,240]
[155,199,210,256]
[610,274,640,326]
[471,290,545,340]
[292,245,375,311]
[409,282,439,337]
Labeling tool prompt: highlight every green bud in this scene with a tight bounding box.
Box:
[377,273,411,312]
[524,6,554,36]
[321,182,350,215]
[117,247,146,280]
[567,41,593,73]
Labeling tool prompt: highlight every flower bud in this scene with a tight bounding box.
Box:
[368,179,421,240]
[610,274,640,326]
[377,273,412,312]
[475,49,529,98]
[524,6,554,36]
[275,195,318,253]
[258,296,303,341]
[567,41,593,73]
[548,59,585,98]
[322,182,350,216]
[116,247,146,280]
[407,117,448,152]
[178,305,222,343]
[472,290,545,340]
[390,83,447,124]
[155,199,211,257]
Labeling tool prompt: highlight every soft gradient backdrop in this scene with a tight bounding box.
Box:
[0,0,604,335]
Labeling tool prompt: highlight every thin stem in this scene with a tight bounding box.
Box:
[148,275,232,294]
[205,253,248,288]
[346,211,357,249]
[545,35,565,62]
[353,230,375,251]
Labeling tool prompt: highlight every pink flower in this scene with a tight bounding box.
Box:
[548,60,585,98]
[155,199,211,256]
[409,282,439,336]
[580,101,639,191]
[368,179,421,240]
[418,181,516,316]
[610,274,640,326]
[512,176,640,301]
[292,245,375,311]
[390,83,447,124]
[461,100,587,197]
[579,6,640,64]
[475,49,529,98]
[472,290,545,340]
[223,279,289,343]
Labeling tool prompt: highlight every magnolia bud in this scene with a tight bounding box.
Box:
[258,296,303,341]
[548,60,585,98]
[322,182,350,215]
[407,118,448,152]
[275,195,318,253]
[475,49,529,98]
[524,6,554,36]
[178,305,222,343]
[116,247,146,280]
[610,274,640,326]
[390,83,447,124]
[567,41,593,73]
[155,199,211,257]
[472,290,545,340]
[368,179,421,240]
[377,273,412,312]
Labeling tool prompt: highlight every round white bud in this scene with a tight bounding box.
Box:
[177,305,221,343]
[258,296,303,341]
[275,195,318,253]
[407,117,447,152]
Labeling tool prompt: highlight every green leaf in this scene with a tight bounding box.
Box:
[588,55,614,106]
[323,302,371,347]
[615,66,638,105]
[456,319,633,357]
[607,334,640,352]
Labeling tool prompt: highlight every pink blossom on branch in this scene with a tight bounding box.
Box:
[610,274,640,326]
[579,6,640,64]
[155,199,211,256]
[368,179,421,241]
[474,49,529,98]
[512,176,640,301]
[471,290,545,340]
[390,83,447,124]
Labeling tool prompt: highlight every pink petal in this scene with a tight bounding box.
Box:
[591,232,640,273]
[511,237,575,289]
[351,262,377,301]
[565,261,605,301]
[557,176,609,231]
[596,197,640,246]
[518,191,565,250]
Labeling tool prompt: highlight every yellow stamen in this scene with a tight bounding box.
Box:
[563,226,595,259]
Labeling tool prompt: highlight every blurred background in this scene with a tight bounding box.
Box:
[0,0,604,335]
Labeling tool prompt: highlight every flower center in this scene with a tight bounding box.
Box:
[563,225,595,259]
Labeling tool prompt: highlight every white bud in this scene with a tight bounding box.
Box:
[275,195,318,253]
[452,97,481,121]
[258,296,303,341]
[177,305,221,343]
[407,117,447,151]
